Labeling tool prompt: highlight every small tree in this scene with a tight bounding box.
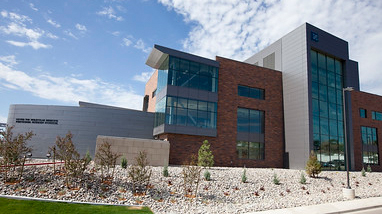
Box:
[0,126,33,182]
[182,154,202,199]
[95,141,121,182]
[198,140,214,168]
[54,132,89,186]
[306,150,321,178]
[128,151,152,194]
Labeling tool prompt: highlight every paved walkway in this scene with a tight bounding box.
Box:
[249,197,382,214]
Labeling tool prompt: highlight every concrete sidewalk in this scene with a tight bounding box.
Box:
[249,197,382,214]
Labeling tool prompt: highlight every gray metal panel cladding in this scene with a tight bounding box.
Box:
[7,104,155,158]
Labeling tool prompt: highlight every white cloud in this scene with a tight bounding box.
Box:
[96,6,124,21]
[159,0,382,95]
[133,71,154,83]
[75,23,87,31]
[1,10,32,23]
[134,39,151,53]
[0,60,143,110]
[47,19,61,28]
[111,31,120,36]
[122,37,132,46]
[0,55,18,67]
[29,3,38,11]
[6,40,51,50]
[64,30,78,40]
[1,11,52,49]
[46,32,58,39]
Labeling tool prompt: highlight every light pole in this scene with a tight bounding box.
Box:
[342,86,355,199]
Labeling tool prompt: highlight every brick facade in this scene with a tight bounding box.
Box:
[159,57,284,168]
[351,91,382,171]
[144,70,158,112]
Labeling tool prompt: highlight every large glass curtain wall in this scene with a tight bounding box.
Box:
[168,56,218,92]
[154,96,217,129]
[311,49,345,170]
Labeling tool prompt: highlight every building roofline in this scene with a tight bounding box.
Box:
[145,44,219,69]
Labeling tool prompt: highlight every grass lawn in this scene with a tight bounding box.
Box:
[0,197,153,214]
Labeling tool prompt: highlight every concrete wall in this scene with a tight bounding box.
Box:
[7,102,154,158]
[95,135,169,166]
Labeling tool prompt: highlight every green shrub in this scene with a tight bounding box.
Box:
[300,171,306,184]
[84,150,92,166]
[241,168,247,183]
[306,150,321,178]
[361,167,366,177]
[198,140,214,168]
[121,156,127,169]
[162,164,169,177]
[273,173,280,185]
[204,170,211,181]
[367,165,372,173]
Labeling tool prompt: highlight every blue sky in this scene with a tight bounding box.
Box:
[1,0,382,123]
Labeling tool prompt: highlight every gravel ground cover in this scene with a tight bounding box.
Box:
[0,159,381,214]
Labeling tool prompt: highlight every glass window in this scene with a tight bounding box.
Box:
[318,53,326,69]
[166,56,219,92]
[359,109,367,118]
[238,85,265,100]
[236,141,248,159]
[327,72,336,88]
[312,82,319,99]
[361,126,379,165]
[372,111,382,121]
[187,109,197,127]
[319,84,327,101]
[236,108,265,160]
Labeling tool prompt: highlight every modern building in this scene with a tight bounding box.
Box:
[245,23,360,170]
[144,45,284,167]
[5,23,382,171]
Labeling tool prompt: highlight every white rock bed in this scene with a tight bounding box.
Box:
[0,160,381,214]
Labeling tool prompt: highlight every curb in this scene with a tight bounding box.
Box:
[0,194,144,207]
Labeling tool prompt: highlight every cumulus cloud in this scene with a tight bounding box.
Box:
[1,10,52,49]
[96,6,123,21]
[122,37,132,46]
[0,60,143,110]
[0,115,7,123]
[134,39,151,53]
[47,19,61,28]
[75,23,87,31]
[158,0,382,95]
[133,71,154,83]
[0,55,18,67]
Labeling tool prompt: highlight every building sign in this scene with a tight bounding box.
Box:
[16,118,58,125]
[311,32,319,42]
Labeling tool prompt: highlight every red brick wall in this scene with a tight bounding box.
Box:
[351,91,382,171]
[144,70,158,113]
[160,57,284,168]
